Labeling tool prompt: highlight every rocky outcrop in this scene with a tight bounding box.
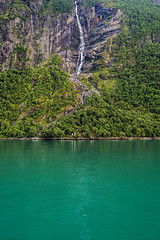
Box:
[76,2,122,72]
[0,0,122,73]
[0,0,79,72]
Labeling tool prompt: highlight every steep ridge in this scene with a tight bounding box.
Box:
[0,0,121,74]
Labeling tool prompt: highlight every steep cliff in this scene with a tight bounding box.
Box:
[0,0,78,72]
[77,2,122,72]
[0,0,121,73]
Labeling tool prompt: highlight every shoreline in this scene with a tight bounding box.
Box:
[0,137,160,141]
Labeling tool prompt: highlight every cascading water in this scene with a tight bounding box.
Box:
[75,1,85,75]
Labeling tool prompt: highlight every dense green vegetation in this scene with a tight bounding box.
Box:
[0,55,79,138]
[0,0,160,138]
[43,0,160,138]
[45,0,74,14]
[42,94,159,138]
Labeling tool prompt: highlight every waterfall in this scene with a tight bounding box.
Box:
[75,1,85,75]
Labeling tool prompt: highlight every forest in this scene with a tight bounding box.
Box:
[0,0,160,138]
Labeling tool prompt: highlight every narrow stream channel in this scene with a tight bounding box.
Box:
[75,1,85,75]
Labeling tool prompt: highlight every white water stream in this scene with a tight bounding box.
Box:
[75,1,85,75]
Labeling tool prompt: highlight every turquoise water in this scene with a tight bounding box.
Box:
[0,140,160,240]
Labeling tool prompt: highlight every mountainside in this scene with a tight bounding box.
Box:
[0,0,121,73]
[0,0,160,138]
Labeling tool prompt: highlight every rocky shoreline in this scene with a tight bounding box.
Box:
[0,137,160,140]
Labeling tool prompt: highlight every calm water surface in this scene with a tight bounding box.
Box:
[0,140,160,240]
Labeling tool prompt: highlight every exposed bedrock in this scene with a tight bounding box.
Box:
[0,0,122,73]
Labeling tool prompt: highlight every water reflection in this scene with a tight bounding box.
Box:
[0,140,160,240]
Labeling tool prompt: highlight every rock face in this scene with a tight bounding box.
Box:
[0,0,122,73]
[77,2,122,72]
[0,0,80,72]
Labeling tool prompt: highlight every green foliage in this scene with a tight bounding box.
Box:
[40,0,160,138]
[14,44,28,53]
[0,0,160,138]
[45,0,74,15]
[0,55,78,138]
[46,94,160,138]
[116,0,160,39]
[78,75,92,90]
